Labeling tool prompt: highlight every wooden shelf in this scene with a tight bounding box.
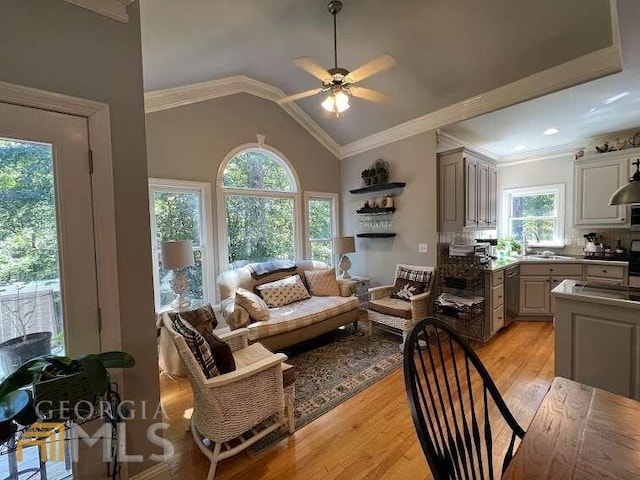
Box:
[349,182,406,194]
[355,207,396,214]
[356,233,397,238]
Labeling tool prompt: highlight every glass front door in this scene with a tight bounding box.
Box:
[0,102,101,479]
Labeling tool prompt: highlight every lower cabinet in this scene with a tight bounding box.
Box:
[518,262,583,316]
[519,276,550,315]
[485,269,505,336]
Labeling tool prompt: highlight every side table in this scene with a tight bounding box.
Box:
[156,299,207,377]
[337,277,370,309]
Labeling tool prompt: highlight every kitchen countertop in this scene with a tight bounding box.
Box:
[479,255,629,272]
[551,279,640,310]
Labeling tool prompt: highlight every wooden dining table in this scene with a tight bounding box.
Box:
[502,376,640,479]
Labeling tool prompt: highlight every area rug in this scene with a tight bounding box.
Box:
[249,324,403,454]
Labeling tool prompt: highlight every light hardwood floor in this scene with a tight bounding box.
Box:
[160,321,554,479]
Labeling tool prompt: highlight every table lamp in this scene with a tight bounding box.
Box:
[161,239,195,308]
[333,236,356,279]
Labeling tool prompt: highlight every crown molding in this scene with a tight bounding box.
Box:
[436,131,498,160]
[144,76,341,158]
[64,0,134,22]
[339,45,621,158]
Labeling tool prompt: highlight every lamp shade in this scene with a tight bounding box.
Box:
[161,240,194,269]
[333,236,356,255]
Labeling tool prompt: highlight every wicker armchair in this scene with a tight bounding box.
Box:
[367,264,435,348]
[162,314,293,479]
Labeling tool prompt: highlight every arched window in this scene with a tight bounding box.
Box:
[218,146,300,269]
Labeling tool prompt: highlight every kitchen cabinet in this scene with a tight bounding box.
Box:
[484,269,505,335]
[519,262,583,316]
[583,262,628,286]
[438,148,498,232]
[574,149,637,227]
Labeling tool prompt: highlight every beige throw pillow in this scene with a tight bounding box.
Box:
[256,274,311,308]
[304,268,340,296]
[235,288,270,322]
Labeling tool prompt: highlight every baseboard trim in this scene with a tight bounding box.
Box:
[129,463,172,480]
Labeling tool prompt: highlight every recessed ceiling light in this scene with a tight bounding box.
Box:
[514,144,526,151]
[543,128,560,135]
[604,92,629,104]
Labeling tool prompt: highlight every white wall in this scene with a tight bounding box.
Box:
[340,131,438,286]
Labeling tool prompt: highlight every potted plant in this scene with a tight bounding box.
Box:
[361,169,372,186]
[497,237,521,257]
[368,167,377,184]
[0,281,52,374]
[0,351,135,442]
[374,159,389,184]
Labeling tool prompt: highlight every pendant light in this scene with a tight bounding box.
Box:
[610,159,640,205]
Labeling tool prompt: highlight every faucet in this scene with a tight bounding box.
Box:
[522,231,540,255]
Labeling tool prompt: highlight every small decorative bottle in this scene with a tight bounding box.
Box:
[383,194,394,208]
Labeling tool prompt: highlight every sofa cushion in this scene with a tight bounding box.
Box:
[256,274,311,308]
[178,304,218,333]
[202,330,236,374]
[246,295,359,341]
[235,288,270,322]
[368,297,413,319]
[173,315,219,378]
[390,265,432,301]
[304,268,340,296]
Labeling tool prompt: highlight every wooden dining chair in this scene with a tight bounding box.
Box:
[404,317,525,480]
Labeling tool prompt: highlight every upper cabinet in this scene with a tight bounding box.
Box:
[574,149,635,227]
[438,148,498,232]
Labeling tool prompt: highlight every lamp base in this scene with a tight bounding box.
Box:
[338,254,352,279]
[170,269,191,310]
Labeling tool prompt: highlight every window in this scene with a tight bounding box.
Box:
[218,147,301,269]
[502,184,565,246]
[305,192,338,265]
[149,179,214,308]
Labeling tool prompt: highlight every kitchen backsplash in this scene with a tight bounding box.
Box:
[438,228,631,256]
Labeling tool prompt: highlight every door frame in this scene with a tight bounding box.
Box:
[0,80,122,354]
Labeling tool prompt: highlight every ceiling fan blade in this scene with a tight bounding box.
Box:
[347,54,396,83]
[294,57,332,82]
[350,86,390,104]
[277,88,324,104]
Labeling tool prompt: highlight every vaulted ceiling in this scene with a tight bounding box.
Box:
[140,0,617,151]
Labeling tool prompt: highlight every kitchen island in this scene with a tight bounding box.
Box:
[552,279,640,400]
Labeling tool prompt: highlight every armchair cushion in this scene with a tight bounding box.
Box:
[256,274,311,307]
[173,315,219,378]
[235,288,270,322]
[178,304,218,333]
[390,265,432,301]
[368,297,412,319]
[304,268,340,296]
[202,330,236,374]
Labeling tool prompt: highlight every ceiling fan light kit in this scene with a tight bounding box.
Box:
[277,0,395,118]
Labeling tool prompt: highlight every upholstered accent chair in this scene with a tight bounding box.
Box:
[161,314,294,479]
[367,264,435,347]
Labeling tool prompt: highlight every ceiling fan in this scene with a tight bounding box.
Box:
[276,0,395,118]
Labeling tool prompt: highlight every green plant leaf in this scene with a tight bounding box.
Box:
[96,351,135,369]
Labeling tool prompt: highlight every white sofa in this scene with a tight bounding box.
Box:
[217,260,361,351]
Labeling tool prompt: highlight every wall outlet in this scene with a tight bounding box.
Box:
[418,243,428,253]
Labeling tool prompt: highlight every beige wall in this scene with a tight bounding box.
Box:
[0,1,159,476]
[146,93,341,278]
[340,131,438,286]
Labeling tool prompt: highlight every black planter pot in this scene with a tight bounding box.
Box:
[0,332,52,375]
